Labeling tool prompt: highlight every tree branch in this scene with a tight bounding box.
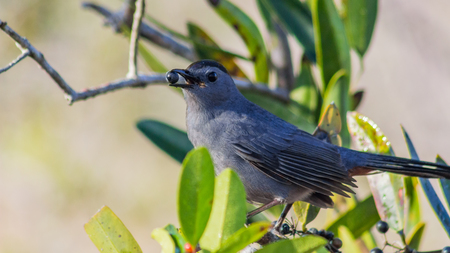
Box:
[127,0,145,78]
[0,48,30,74]
[82,1,195,61]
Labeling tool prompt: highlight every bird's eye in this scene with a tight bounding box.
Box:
[166,71,179,84]
[207,72,218,82]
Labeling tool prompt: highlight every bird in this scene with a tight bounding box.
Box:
[166,59,450,232]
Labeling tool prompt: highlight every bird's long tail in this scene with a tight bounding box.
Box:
[340,148,450,178]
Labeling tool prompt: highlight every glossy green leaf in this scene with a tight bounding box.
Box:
[178,147,215,247]
[200,169,247,252]
[259,0,316,62]
[401,126,450,237]
[164,224,187,253]
[312,0,351,146]
[293,201,320,231]
[360,231,377,250]
[347,111,406,232]
[406,222,425,250]
[290,57,320,123]
[256,235,327,253]
[325,195,379,238]
[85,206,142,253]
[241,91,316,133]
[342,0,378,56]
[137,119,193,163]
[208,0,269,83]
[138,43,168,73]
[187,22,247,78]
[338,226,361,253]
[217,221,271,253]
[151,228,177,253]
[436,155,450,210]
[256,0,273,31]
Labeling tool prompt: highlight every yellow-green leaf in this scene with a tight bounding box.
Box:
[178,147,215,247]
[209,0,269,83]
[217,222,271,253]
[313,102,342,146]
[406,222,425,250]
[151,228,177,253]
[200,169,247,252]
[256,235,327,253]
[84,206,142,253]
[293,201,320,231]
[338,226,361,253]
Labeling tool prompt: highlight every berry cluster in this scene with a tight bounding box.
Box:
[280,223,342,253]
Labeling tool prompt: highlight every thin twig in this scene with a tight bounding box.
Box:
[127,0,145,78]
[0,48,30,74]
[0,20,76,95]
[82,2,195,61]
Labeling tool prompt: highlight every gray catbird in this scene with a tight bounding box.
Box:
[166,60,450,231]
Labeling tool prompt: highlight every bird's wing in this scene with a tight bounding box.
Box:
[232,130,357,198]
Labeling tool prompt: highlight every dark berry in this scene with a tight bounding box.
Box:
[308,228,318,234]
[325,231,334,240]
[166,71,179,84]
[370,248,383,253]
[281,223,290,235]
[318,229,326,237]
[442,246,450,253]
[376,221,389,234]
[331,238,342,249]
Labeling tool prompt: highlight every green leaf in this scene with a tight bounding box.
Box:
[256,235,327,253]
[293,201,320,231]
[241,91,316,133]
[290,57,320,123]
[404,176,421,235]
[342,0,378,56]
[347,111,406,232]
[401,126,450,237]
[436,155,450,210]
[208,0,269,83]
[200,169,247,252]
[178,147,215,247]
[164,224,187,253]
[312,0,351,146]
[259,0,316,62]
[406,222,425,250]
[151,228,177,253]
[338,226,361,253]
[325,195,380,238]
[187,22,247,78]
[136,119,193,163]
[138,43,168,72]
[217,222,271,253]
[85,206,142,253]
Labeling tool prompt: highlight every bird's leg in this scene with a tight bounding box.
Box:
[273,203,293,232]
[247,199,282,219]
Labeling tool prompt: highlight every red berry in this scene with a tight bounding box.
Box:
[184,243,193,253]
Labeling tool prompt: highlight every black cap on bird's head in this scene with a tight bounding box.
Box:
[166,60,241,106]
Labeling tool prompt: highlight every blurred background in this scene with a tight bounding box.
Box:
[1,0,450,252]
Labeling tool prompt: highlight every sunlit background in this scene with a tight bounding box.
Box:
[1,0,450,252]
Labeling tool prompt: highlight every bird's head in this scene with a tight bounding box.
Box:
[166,60,241,107]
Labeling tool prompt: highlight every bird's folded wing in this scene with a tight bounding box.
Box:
[232,131,357,198]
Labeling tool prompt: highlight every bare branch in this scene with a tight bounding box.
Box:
[82,2,195,61]
[0,19,289,105]
[0,48,30,74]
[0,20,76,95]
[127,0,145,78]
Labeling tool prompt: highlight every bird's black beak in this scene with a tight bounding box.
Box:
[167,69,199,88]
